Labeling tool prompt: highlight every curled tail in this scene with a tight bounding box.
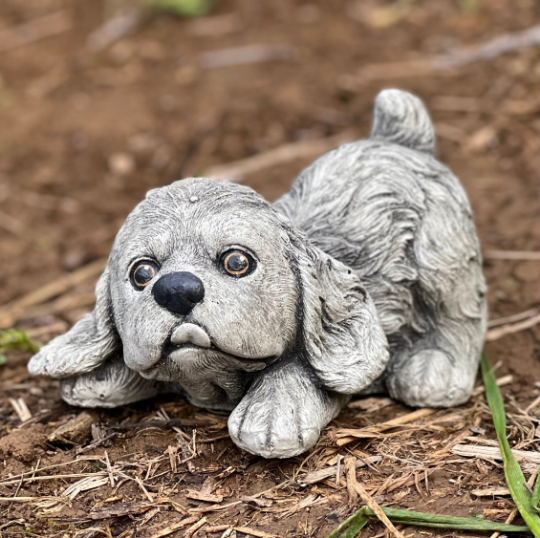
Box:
[370,89,435,154]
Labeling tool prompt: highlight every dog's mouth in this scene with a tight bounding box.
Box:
[155,322,278,368]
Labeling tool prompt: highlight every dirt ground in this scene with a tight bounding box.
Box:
[0,0,539,537]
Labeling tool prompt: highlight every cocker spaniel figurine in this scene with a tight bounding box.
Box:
[29,90,487,458]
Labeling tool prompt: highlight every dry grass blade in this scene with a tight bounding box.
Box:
[147,516,198,538]
[485,313,540,342]
[352,483,406,538]
[484,250,540,260]
[234,527,283,538]
[334,408,436,445]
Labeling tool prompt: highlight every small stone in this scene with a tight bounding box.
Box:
[108,153,135,176]
[189,196,199,203]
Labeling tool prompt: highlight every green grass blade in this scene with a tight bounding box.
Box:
[326,505,530,537]
[339,515,369,538]
[364,507,530,532]
[481,353,540,537]
[532,473,540,513]
[326,508,368,538]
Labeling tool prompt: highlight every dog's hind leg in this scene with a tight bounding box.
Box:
[385,312,487,408]
[228,360,348,458]
[59,356,175,408]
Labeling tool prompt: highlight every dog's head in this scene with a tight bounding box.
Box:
[29,178,386,406]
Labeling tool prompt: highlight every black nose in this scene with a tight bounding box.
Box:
[152,271,205,316]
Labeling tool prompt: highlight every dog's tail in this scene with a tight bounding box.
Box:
[370,89,435,154]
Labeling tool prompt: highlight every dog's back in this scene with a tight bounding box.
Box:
[275,89,487,404]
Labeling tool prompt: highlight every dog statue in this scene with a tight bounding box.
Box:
[28,89,487,458]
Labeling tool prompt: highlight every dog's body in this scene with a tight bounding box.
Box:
[29,90,487,458]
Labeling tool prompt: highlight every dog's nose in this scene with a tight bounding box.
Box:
[152,272,205,315]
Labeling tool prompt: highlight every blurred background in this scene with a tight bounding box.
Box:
[0,0,537,370]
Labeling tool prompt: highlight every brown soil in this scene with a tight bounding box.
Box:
[0,1,539,537]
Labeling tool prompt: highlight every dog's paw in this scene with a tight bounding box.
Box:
[228,362,345,458]
[387,349,472,408]
[229,399,320,459]
[59,357,166,408]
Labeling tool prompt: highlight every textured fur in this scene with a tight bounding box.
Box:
[28,89,487,458]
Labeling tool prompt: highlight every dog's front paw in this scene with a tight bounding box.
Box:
[387,349,472,408]
[60,357,169,408]
[228,361,345,458]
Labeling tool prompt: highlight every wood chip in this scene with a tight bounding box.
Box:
[452,444,540,472]
[345,457,359,506]
[9,398,32,422]
[148,516,198,538]
[471,487,511,497]
[185,517,208,536]
[47,412,96,445]
[297,456,382,486]
[186,490,224,503]
[235,527,282,538]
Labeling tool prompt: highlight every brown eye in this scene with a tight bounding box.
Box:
[220,250,256,278]
[130,260,159,290]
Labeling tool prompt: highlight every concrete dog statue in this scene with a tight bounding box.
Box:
[28,89,487,458]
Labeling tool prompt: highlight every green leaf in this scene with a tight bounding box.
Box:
[0,329,40,355]
[532,473,540,514]
[481,353,540,537]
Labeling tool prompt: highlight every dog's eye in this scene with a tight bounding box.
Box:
[220,250,256,278]
[130,260,159,289]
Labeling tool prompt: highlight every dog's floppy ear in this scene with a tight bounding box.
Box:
[289,232,389,394]
[28,266,119,378]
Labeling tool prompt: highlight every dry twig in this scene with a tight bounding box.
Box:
[485,313,540,342]
[205,130,356,182]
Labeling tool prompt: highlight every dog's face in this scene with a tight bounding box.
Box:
[29,176,389,411]
[108,179,298,383]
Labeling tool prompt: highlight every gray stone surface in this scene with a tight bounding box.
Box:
[28,89,487,458]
